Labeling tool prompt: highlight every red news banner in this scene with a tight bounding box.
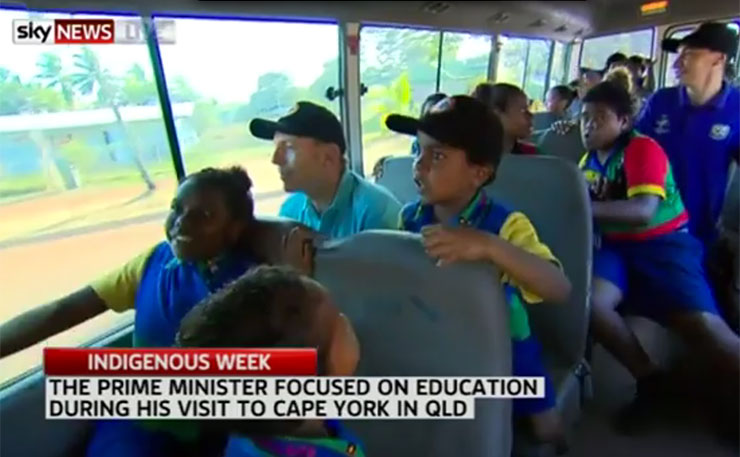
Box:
[44,348,317,376]
[44,348,544,420]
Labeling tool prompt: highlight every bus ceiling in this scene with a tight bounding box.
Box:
[9,0,740,40]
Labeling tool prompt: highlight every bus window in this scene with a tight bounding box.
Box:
[157,17,340,216]
[496,36,553,103]
[663,21,740,88]
[439,32,491,95]
[549,41,568,88]
[0,9,174,384]
[496,36,528,89]
[522,39,552,104]
[360,26,440,173]
[663,28,692,88]
[581,28,654,71]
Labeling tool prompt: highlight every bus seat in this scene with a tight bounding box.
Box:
[376,155,417,205]
[314,230,512,457]
[485,155,592,429]
[536,126,585,164]
[248,215,310,264]
[532,112,561,131]
[0,325,133,457]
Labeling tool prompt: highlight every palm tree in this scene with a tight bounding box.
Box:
[35,53,75,108]
[69,47,155,191]
[365,71,416,132]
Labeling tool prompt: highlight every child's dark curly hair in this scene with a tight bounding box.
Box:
[186,166,254,223]
[176,265,316,350]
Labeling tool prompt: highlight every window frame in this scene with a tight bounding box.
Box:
[152,12,345,174]
[495,34,554,101]
[578,27,656,70]
[438,30,494,95]
[0,6,348,386]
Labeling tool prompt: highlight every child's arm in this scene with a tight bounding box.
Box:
[1,246,149,358]
[0,287,107,358]
[422,224,571,304]
[483,234,571,303]
[592,194,660,225]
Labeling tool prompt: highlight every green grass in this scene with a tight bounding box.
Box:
[0,174,48,199]
[0,144,276,202]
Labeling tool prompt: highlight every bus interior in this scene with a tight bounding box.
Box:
[0,0,739,456]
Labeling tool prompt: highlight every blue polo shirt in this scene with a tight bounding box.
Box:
[279,169,401,238]
[636,83,740,248]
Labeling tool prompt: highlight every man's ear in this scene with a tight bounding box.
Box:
[321,142,342,167]
[618,113,631,132]
[714,53,727,70]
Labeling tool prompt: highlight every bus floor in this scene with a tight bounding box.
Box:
[568,317,738,457]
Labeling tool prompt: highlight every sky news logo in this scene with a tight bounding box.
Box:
[12,19,175,45]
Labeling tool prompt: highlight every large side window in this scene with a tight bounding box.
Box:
[359,26,440,173]
[580,28,654,71]
[439,32,491,95]
[662,28,692,88]
[522,39,552,104]
[157,18,340,216]
[496,36,528,89]
[496,36,553,103]
[0,9,174,384]
[549,41,568,88]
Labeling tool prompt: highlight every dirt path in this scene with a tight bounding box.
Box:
[0,192,285,384]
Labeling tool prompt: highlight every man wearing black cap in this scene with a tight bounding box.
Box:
[635,22,740,326]
[250,101,400,238]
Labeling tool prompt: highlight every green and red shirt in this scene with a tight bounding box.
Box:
[580,130,689,241]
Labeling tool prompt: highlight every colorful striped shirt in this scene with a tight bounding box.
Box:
[580,130,689,240]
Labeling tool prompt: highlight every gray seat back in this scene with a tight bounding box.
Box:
[536,126,585,164]
[0,326,133,457]
[315,231,512,457]
[532,112,561,131]
[485,155,592,371]
[376,156,417,205]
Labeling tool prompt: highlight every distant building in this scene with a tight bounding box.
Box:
[0,103,197,192]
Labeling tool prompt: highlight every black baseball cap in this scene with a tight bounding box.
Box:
[605,52,628,69]
[662,22,739,58]
[385,95,503,167]
[249,101,346,153]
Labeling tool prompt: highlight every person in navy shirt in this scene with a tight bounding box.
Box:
[635,22,740,326]
[636,22,739,250]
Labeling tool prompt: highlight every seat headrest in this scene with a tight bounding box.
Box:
[314,230,512,457]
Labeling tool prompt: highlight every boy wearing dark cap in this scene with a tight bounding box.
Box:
[250,102,400,238]
[636,21,740,325]
[386,95,572,448]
